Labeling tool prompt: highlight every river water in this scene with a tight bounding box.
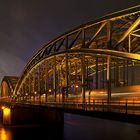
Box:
[0,113,140,140]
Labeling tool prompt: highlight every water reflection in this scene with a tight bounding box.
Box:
[64,113,140,140]
[0,124,64,140]
[0,114,140,140]
[11,125,64,140]
[0,127,11,140]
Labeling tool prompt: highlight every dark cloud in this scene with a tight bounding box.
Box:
[0,0,139,81]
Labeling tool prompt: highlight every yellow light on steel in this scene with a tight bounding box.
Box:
[75,85,79,88]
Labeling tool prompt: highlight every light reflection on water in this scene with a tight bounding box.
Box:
[0,124,64,140]
[0,127,11,140]
[0,113,140,140]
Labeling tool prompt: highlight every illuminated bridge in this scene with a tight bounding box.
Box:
[1,5,140,125]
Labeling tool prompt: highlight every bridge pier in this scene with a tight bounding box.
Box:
[0,106,64,126]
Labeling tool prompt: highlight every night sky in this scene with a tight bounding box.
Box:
[0,0,140,81]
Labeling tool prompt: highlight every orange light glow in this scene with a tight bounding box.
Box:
[75,85,79,88]
[3,108,10,116]
[1,106,5,110]
[3,107,11,125]
[0,128,11,140]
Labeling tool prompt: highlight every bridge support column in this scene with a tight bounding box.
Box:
[37,67,41,102]
[102,57,105,88]
[131,61,135,85]
[53,56,57,102]
[65,53,69,100]
[45,63,48,102]
[81,55,85,103]
[107,56,111,103]
[95,57,98,89]
[106,20,112,103]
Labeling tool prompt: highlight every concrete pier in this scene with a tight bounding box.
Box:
[0,105,64,126]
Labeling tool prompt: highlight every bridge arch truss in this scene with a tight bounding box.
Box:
[14,5,140,103]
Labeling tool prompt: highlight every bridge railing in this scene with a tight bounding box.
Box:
[1,97,140,116]
[43,100,140,115]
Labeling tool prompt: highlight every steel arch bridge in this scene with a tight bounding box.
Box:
[3,5,140,104]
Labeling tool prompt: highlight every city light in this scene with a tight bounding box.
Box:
[49,89,52,92]
[75,85,79,88]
